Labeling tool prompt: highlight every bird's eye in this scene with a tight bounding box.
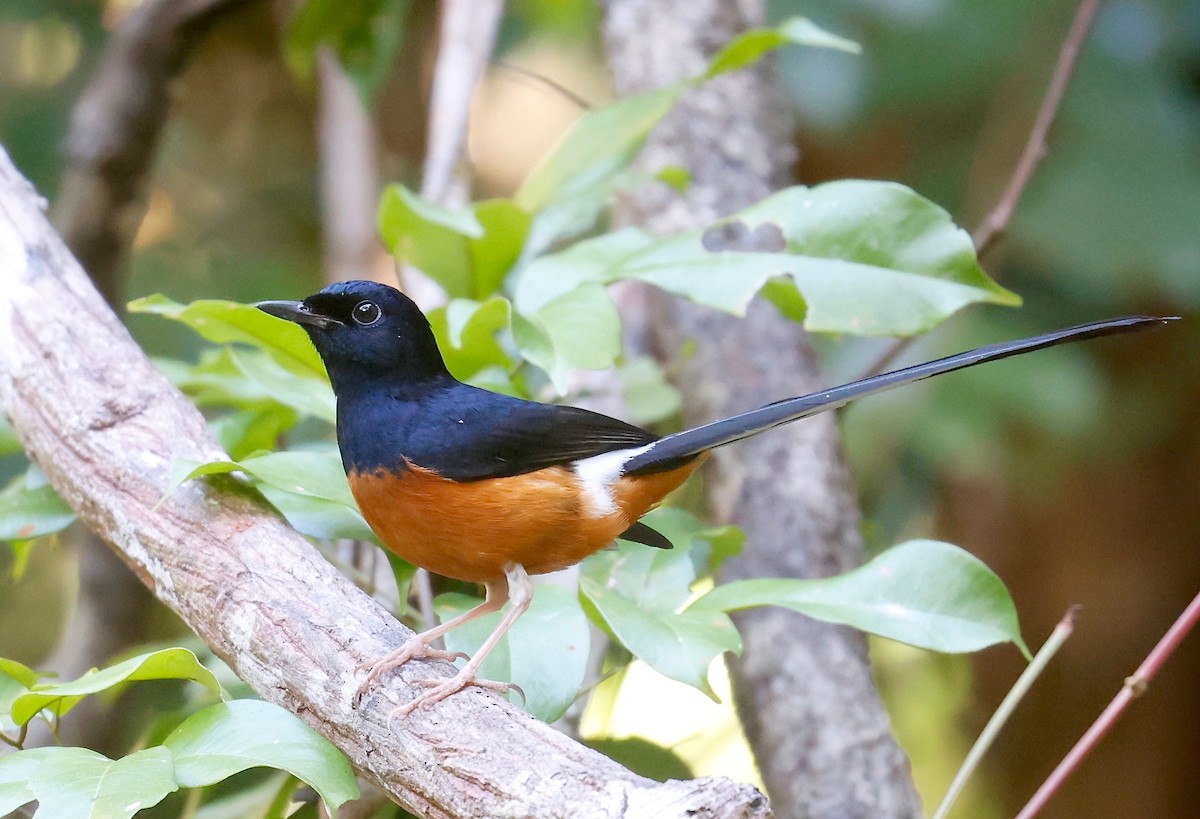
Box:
[352,300,382,326]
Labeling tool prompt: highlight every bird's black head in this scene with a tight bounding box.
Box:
[257,280,449,396]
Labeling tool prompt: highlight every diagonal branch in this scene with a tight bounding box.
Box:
[0,148,770,818]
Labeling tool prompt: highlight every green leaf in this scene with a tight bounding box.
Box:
[258,487,377,543]
[164,700,359,812]
[0,468,74,543]
[438,584,590,722]
[130,295,327,378]
[580,513,742,696]
[0,659,35,735]
[172,449,356,511]
[426,297,514,382]
[211,405,300,461]
[0,417,21,457]
[0,750,38,816]
[703,17,860,80]
[286,0,409,104]
[11,648,223,726]
[379,186,530,299]
[4,746,177,818]
[691,539,1029,656]
[619,357,681,425]
[0,658,37,689]
[516,88,681,256]
[511,281,622,393]
[517,181,1016,337]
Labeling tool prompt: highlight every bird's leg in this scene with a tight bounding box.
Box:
[389,562,533,718]
[353,579,509,706]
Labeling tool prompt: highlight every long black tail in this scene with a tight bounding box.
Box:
[624,315,1177,474]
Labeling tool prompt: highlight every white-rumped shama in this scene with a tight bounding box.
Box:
[258,280,1174,715]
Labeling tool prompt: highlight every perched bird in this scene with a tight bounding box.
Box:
[258,280,1172,716]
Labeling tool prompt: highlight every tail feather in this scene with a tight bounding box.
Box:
[624,315,1177,475]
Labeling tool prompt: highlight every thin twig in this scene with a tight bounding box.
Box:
[858,0,1102,378]
[931,607,1077,819]
[491,60,594,110]
[971,0,1101,255]
[1015,590,1200,819]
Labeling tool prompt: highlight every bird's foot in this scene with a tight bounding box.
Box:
[354,638,469,706]
[388,670,525,720]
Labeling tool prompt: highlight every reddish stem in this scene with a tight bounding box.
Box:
[1016,590,1200,818]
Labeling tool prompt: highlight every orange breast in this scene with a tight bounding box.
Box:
[348,455,705,583]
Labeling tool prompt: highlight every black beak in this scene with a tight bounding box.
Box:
[256,300,343,330]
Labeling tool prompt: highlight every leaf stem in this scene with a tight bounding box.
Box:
[931,607,1077,819]
[1015,590,1200,818]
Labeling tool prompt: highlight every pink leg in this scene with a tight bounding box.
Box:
[388,563,533,718]
[354,577,509,706]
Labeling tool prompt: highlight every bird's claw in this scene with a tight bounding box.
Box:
[353,640,470,706]
[387,672,521,720]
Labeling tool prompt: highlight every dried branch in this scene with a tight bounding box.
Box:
[1016,591,1200,819]
[0,148,769,818]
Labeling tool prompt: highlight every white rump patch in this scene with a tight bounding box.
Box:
[572,443,656,516]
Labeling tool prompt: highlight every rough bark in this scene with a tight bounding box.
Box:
[0,147,770,817]
[43,0,261,753]
[601,1,924,816]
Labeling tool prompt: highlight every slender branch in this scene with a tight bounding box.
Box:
[971,0,1101,255]
[1015,591,1200,819]
[0,147,770,817]
[859,0,1101,378]
[932,607,1077,819]
[491,61,594,111]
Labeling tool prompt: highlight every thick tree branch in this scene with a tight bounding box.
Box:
[41,0,263,753]
[602,2,923,816]
[0,148,769,817]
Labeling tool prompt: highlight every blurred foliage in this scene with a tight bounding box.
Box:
[0,0,1196,817]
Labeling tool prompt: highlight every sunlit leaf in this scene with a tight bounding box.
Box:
[164,700,359,812]
[691,539,1029,656]
[379,186,529,299]
[619,356,682,426]
[171,449,355,511]
[427,297,514,381]
[0,417,21,457]
[511,281,622,393]
[438,585,590,722]
[130,295,326,378]
[517,182,1016,337]
[10,648,223,726]
[2,746,176,819]
[0,750,38,816]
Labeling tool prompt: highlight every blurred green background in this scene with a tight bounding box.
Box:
[1,0,1197,816]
